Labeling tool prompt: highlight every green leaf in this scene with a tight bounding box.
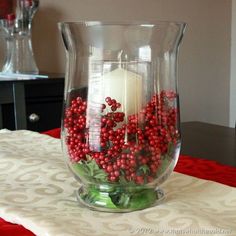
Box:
[138,165,150,175]
[71,159,108,182]
[119,176,128,185]
[71,162,90,179]
[109,188,156,210]
[93,172,108,182]
[129,189,156,209]
[109,191,131,208]
[83,186,118,209]
[118,176,137,187]
[86,160,98,176]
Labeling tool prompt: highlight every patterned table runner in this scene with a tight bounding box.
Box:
[0,130,235,236]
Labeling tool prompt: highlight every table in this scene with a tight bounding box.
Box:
[181,122,236,167]
[0,122,236,236]
[0,73,64,131]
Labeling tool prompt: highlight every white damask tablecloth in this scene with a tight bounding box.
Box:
[0,129,235,236]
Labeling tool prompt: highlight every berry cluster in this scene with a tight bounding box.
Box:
[64,91,179,184]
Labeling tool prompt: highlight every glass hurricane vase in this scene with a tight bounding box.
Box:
[59,21,186,212]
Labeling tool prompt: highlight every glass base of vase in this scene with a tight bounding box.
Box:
[76,184,164,212]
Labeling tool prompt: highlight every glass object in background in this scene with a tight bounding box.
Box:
[0,0,13,19]
[0,0,39,75]
[59,21,186,212]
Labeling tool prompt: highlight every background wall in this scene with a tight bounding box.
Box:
[1,0,234,127]
[230,0,236,127]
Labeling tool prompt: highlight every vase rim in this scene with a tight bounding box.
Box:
[58,20,186,27]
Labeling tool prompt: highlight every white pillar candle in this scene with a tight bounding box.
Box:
[100,67,142,117]
[87,67,142,148]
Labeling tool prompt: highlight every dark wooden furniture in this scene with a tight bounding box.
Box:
[0,73,64,132]
[181,122,236,167]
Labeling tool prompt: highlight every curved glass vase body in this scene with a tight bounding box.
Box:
[60,21,186,212]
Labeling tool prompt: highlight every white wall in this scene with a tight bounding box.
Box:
[0,0,233,127]
[230,0,236,127]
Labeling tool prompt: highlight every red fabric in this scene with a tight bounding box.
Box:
[1,128,236,235]
[175,155,236,188]
[42,128,61,138]
[0,218,33,236]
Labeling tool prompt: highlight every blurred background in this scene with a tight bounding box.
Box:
[0,0,235,128]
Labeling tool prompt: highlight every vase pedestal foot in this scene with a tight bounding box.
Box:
[76,184,165,212]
